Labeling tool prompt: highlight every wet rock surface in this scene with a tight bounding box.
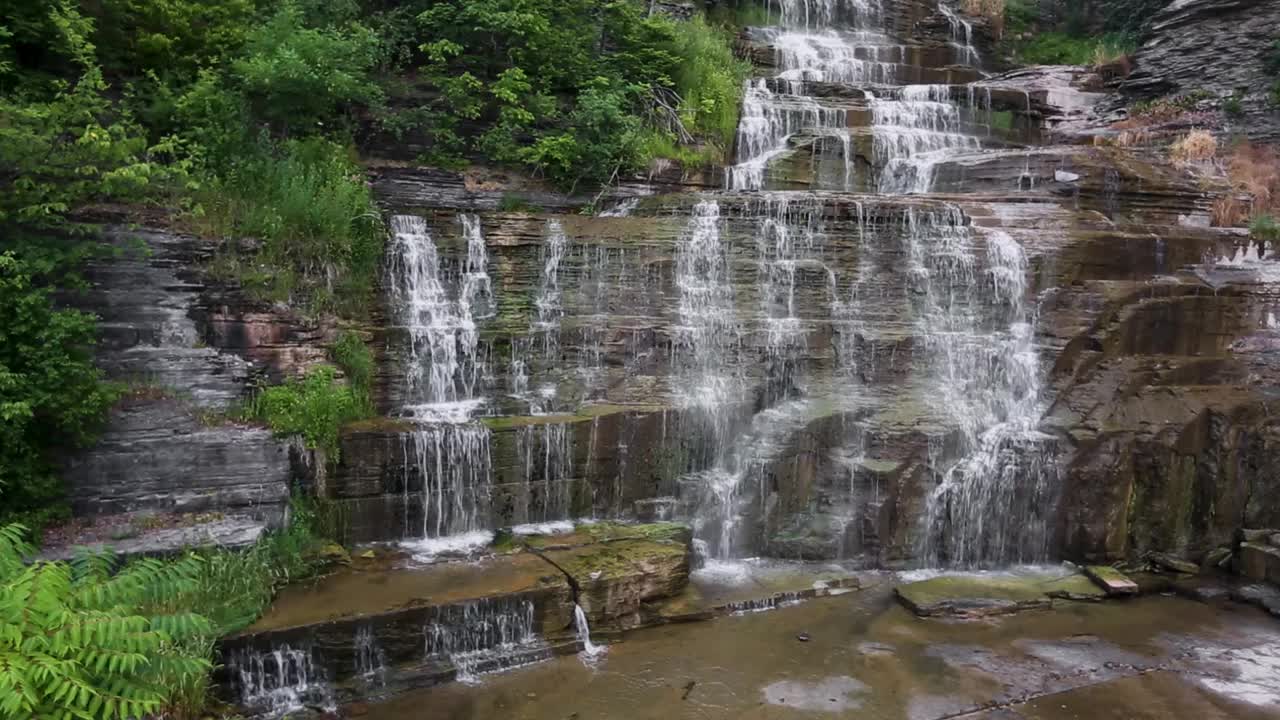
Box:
[356,588,1280,720]
[895,570,1105,617]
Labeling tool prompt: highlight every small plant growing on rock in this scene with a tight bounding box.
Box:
[1223,95,1245,118]
[1250,214,1280,242]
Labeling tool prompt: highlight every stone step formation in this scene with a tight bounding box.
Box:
[59,1,1280,714]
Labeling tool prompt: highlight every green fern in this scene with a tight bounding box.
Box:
[0,525,213,720]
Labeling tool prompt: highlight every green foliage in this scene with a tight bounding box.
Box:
[331,330,375,410]
[199,138,384,315]
[232,1,383,135]
[669,16,752,150]
[1223,94,1245,118]
[0,254,120,528]
[0,524,213,720]
[248,366,369,457]
[1014,31,1134,66]
[378,0,746,188]
[706,1,774,29]
[91,0,257,78]
[1250,214,1280,241]
[1003,0,1039,36]
[0,2,189,238]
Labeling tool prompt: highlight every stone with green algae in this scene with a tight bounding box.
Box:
[896,576,1050,618]
[895,572,1104,618]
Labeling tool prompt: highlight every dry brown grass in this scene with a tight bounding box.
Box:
[1170,130,1218,164]
[1226,143,1280,210]
[1114,128,1153,148]
[1212,194,1247,227]
[1210,142,1280,226]
[961,0,1005,36]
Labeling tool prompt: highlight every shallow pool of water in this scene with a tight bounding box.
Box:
[351,582,1280,720]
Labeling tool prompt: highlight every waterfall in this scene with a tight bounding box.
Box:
[674,200,740,415]
[402,423,493,538]
[874,86,982,194]
[516,422,575,523]
[388,214,483,413]
[534,220,568,358]
[354,626,387,684]
[939,2,982,67]
[460,213,493,319]
[573,604,605,659]
[389,214,495,541]
[424,597,542,682]
[229,645,332,718]
[729,0,986,192]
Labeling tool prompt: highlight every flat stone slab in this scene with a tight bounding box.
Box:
[896,571,1105,618]
[39,515,265,562]
[1083,565,1140,596]
[238,522,693,638]
[650,560,864,622]
[1239,542,1280,584]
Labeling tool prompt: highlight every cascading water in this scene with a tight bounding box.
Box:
[573,604,605,660]
[229,645,332,717]
[874,85,983,193]
[388,215,484,414]
[389,215,495,543]
[424,597,542,682]
[705,0,1054,570]
[918,226,1056,567]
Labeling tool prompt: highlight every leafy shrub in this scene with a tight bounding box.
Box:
[0,524,213,720]
[248,365,368,458]
[0,254,120,528]
[331,330,374,411]
[669,16,752,150]
[1223,95,1245,118]
[1016,31,1134,66]
[1250,214,1280,241]
[232,1,382,134]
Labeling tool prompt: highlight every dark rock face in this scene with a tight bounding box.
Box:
[64,399,291,521]
[62,229,308,523]
[1121,0,1280,141]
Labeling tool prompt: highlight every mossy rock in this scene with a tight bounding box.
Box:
[895,572,1102,618]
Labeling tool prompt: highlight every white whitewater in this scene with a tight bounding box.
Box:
[388,214,495,539]
[574,604,605,660]
[729,0,986,193]
[875,85,982,193]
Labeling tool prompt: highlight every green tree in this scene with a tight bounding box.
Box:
[0,254,119,526]
[0,1,186,240]
[0,525,213,720]
[232,1,383,135]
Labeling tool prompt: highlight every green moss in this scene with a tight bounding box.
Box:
[557,538,687,580]
[340,416,415,434]
[480,403,669,431]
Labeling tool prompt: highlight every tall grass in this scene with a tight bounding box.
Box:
[668,15,752,152]
[1015,32,1135,66]
[197,138,384,317]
